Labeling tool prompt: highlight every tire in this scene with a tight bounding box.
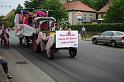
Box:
[111,40,116,47]
[24,37,30,47]
[69,47,77,58]
[54,49,58,52]
[47,47,54,59]
[92,38,97,44]
[19,38,23,45]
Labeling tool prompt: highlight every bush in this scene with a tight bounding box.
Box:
[70,23,124,33]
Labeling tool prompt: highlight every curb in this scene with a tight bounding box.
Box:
[78,34,91,41]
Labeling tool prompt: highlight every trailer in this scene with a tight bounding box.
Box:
[15,24,36,46]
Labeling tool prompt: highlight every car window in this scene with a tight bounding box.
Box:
[100,32,107,36]
[115,31,124,36]
[107,32,114,36]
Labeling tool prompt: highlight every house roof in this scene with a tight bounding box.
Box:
[2,9,15,20]
[64,1,96,12]
[98,0,112,13]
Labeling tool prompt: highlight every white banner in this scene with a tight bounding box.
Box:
[56,31,78,48]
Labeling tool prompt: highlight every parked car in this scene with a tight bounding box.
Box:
[92,31,124,47]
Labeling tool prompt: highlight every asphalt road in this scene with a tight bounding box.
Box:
[3,31,124,82]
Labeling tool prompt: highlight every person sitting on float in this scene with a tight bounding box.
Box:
[0,28,9,47]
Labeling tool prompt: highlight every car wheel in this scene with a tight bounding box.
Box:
[92,38,97,44]
[69,47,77,58]
[111,40,116,47]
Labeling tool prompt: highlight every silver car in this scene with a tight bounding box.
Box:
[92,31,124,46]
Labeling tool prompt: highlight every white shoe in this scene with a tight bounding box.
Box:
[7,73,12,79]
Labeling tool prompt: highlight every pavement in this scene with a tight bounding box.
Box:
[0,31,90,82]
[0,48,56,82]
[0,30,56,82]
[78,34,91,41]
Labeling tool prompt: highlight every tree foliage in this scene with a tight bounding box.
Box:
[6,14,15,28]
[81,0,108,10]
[24,0,45,11]
[43,0,67,20]
[0,16,3,20]
[0,16,4,27]
[15,4,23,14]
[24,0,67,20]
[105,0,124,23]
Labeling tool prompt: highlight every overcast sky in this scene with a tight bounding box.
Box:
[0,0,29,16]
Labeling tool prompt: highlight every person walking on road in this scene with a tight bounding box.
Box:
[0,57,12,79]
[81,26,86,40]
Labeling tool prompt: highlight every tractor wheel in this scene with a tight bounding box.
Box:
[19,37,23,45]
[69,47,77,58]
[24,37,29,47]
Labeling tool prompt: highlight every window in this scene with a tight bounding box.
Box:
[100,32,108,36]
[90,15,93,21]
[101,14,104,18]
[107,32,114,36]
[115,31,124,35]
[84,14,86,21]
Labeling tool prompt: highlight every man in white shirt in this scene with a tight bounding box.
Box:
[81,26,86,40]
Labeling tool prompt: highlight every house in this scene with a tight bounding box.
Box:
[59,0,68,4]
[1,9,15,28]
[64,0,97,25]
[98,0,112,20]
[2,9,15,20]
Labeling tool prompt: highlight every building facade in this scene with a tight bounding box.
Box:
[64,1,97,25]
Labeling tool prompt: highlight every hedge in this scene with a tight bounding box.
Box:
[70,23,124,33]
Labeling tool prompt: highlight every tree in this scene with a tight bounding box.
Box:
[0,16,3,20]
[0,16,4,27]
[43,0,67,21]
[91,0,108,10]
[24,0,67,20]
[24,0,45,11]
[6,14,15,28]
[15,4,23,14]
[105,0,124,23]
[81,0,108,10]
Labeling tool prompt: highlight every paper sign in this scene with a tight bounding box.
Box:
[56,31,78,48]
